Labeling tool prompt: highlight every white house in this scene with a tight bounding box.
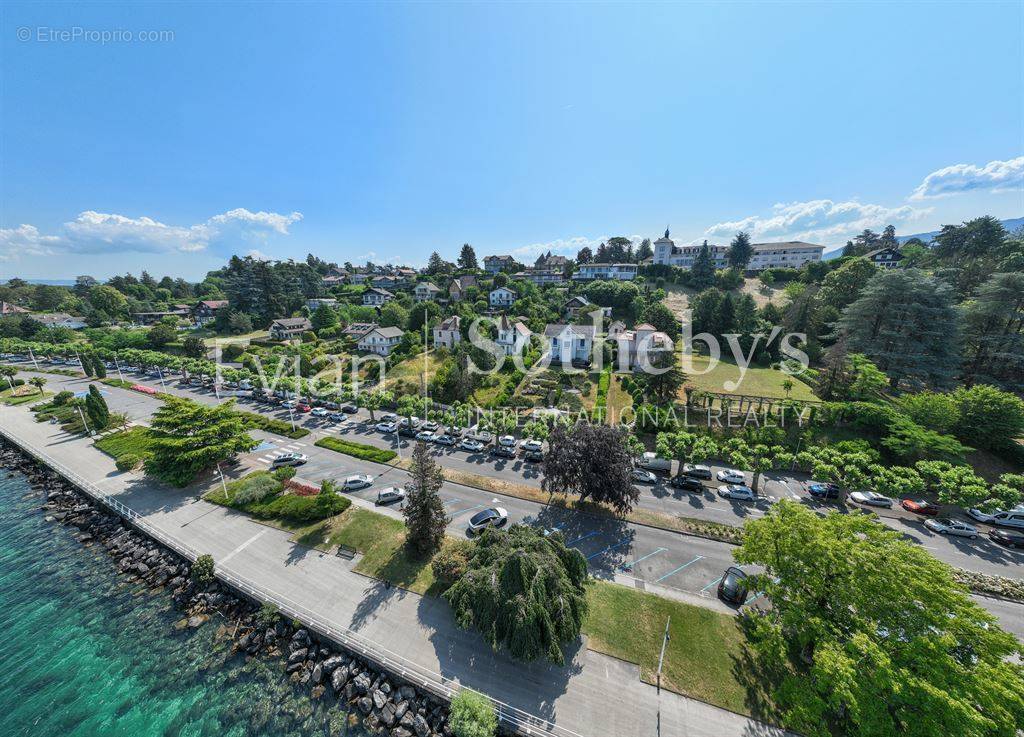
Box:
[652,231,729,268]
[612,323,674,371]
[489,286,517,309]
[496,315,531,356]
[363,287,395,307]
[433,315,461,349]
[748,242,824,270]
[349,272,371,285]
[414,282,443,302]
[512,270,565,285]
[357,326,404,356]
[306,298,338,310]
[573,263,638,281]
[33,313,87,330]
[544,324,596,365]
[270,317,312,341]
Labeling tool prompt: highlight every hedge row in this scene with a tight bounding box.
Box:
[235,410,310,439]
[315,436,397,464]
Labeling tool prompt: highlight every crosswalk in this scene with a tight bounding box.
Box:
[253,440,308,464]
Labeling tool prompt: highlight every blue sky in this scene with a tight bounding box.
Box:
[1,1,1022,280]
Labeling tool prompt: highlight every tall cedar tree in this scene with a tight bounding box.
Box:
[690,241,716,291]
[837,269,960,390]
[961,271,1024,389]
[403,441,448,556]
[736,501,1024,737]
[457,244,479,270]
[542,423,639,513]
[444,524,588,665]
[84,384,109,429]
[726,231,753,269]
[636,349,687,405]
[92,354,107,378]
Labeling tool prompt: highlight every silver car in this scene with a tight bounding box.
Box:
[850,491,893,508]
[925,517,978,539]
[342,474,373,491]
[375,487,406,505]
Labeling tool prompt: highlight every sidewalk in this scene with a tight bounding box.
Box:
[0,402,788,737]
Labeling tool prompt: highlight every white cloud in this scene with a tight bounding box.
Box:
[910,156,1024,200]
[510,234,644,261]
[0,207,303,262]
[246,249,271,261]
[705,199,930,244]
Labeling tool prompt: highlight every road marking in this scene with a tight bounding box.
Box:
[220,529,267,564]
[586,538,631,561]
[700,576,723,592]
[567,531,600,546]
[654,555,704,582]
[449,504,483,517]
[441,498,463,506]
[743,592,765,607]
[621,547,666,570]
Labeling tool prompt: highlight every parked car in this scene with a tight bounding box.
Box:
[717,484,756,502]
[520,439,544,453]
[850,490,893,507]
[717,566,749,605]
[398,426,419,438]
[328,412,346,422]
[342,474,373,491]
[421,420,439,432]
[716,469,746,484]
[341,404,359,414]
[497,435,517,448]
[638,452,672,473]
[415,430,436,442]
[924,517,978,538]
[523,449,545,463]
[434,434,457,447]
[296,403,312,413]
[311,407,329,417]
[376,421,398,433]
[901,499,940,516]
[986,509,1024,530]
[467,507,508,535]
[459,438,485,452]
[966,507,998,523]
[282,399,297,409]
[490,445,516,459]
[807,482,841,501]
[375,487,406,505]
[670,475,704,492]
[270,452,307,468]
[379,412,398,423]
[681,463,712,480]
[398,416,421,429]
[631,468,657,484]
[989,528,1024,549]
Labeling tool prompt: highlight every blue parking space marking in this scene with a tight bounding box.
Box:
[253,440,276,452]
[700,576,723,592]
[449,504,483,517]
[586,538,631,561]
[621,547,666,570]
[567,531,600,546]
[743,592,765,607]
[654,555,704,582]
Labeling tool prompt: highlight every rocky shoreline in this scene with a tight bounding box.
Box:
[0,440,460,737]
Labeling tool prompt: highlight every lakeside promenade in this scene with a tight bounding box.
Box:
[0,402,790,737]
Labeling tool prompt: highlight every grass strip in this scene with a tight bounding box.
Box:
[315,436,398,463]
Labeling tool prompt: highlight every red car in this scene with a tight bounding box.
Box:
[901,499,940,516]
[296,403,312,413]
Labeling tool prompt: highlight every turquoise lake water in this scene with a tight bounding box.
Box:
[0,471,366,737]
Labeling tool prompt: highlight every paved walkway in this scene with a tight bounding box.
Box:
[0,401,789,737]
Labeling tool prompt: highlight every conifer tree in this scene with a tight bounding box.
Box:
[403,441,448,557]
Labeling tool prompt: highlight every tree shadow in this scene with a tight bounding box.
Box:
[729,614,787,730]
[529,503,635,579]
[349,578,409,631]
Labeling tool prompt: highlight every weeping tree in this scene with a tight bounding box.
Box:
[444,525,588,665]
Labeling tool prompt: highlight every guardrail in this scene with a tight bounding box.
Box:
[0,425,581,737]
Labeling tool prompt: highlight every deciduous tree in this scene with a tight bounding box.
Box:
[542,423,638,513]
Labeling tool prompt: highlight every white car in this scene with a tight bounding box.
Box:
[376,421,398,433]
[631,468,657,484]
[966,508,998,523]
[459,438,485,452]
[497,435,517,448]
[270,452,307,468]
[716,469,746,484]
[310,407,329,417]
[422,420,440,432]
[375,487,406,505]
[342,474,373,491]
[925,518,978,539]
[415,430,437,442]
[520,439,544,453]
[850,491,893,508]
[379,412,398,423]
[717,484,756,502]
[434,434,457,447]
[467,507,508,534]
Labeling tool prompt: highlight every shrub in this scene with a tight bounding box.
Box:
[449,690,497,737]
[53,390,74,406]
[431,540,475,583]
[255,602,280,627]
[315,436,397,463]
[191,554,215,587]
[115,453,141,472]
[250,490,350,522]
[233,474,284,505]
[272,466,297,482]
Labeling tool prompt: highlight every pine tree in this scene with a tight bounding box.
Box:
[690,241,716,290]
[727,231,753,269]
[81,354,95,377]
[457,243,478,270]
[92,354,107,379]
[635,238,653,262]
[85,384,110,429]
[403,441,448,557]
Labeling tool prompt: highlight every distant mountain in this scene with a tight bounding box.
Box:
[824,216,1024,259]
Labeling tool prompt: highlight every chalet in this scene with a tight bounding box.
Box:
[573,263,638,281]
[489,286,517,309]
[544,324,596,365]
[357,326,404,356]
[363,288,395,307]
[33,313,87,330]
[433,315,461,349]
[449,274,478,301]
[371,275,407,290]
[563,295,594,317]
[865,246,904,269]
[535,254,569,270]
[414,282,443,302]
[192,300,228,325]
[484,255,515,274]
[321,274,347,287]
[612,323,674,371]
[496,315,531,356]
[349,272,371,285]
[270,317,313,341]
[748,242,825,270]
[342,322,378,339]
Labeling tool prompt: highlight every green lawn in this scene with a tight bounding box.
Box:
[680,354,816,401]
[384,350,443,391]
[94,427,155,463]
[583,581,775,719]
[315,436,397,463]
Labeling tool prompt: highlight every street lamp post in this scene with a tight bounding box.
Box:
[76,404,92,436]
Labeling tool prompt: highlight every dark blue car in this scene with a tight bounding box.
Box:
[807,482,841,500]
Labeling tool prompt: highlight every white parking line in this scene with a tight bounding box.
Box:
[220,529,267,564]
